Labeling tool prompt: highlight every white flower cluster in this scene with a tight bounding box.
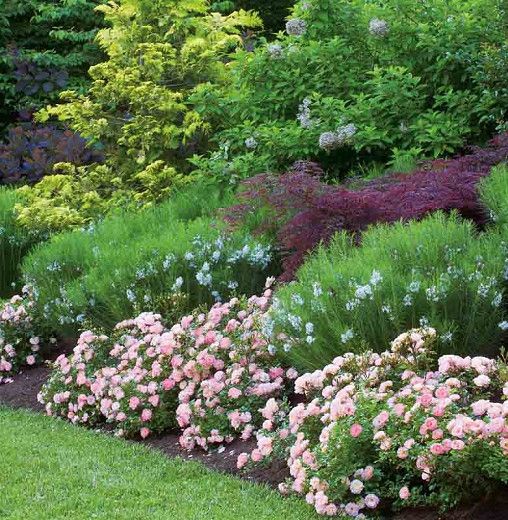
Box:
[341,328,354,344]
[227,243,272,269]
[267,43,284,59]
[245,137,258,150]
[36,232,272,325]
[38,283,79,326]
[369,18,390,37]
[319,124,357,151]
[318,132,340,152]
[297,98,315,129]
[286,18,307,37]
[196,262,212,287]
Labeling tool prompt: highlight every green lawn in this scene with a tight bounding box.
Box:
[0,407,316,520]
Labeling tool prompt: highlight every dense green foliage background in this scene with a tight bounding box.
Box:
[0,0,106,134]
[192,0,508,183]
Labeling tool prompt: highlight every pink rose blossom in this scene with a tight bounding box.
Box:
[141,409,152,422]
[237,452,249,469]
[350,423,363,438]
[129,396,141,410]
[399,486,410,500]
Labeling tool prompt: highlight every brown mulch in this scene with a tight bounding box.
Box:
[0,365,50,411]
[1,364,507,519]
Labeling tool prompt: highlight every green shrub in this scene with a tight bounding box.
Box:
[480,164,508,230]
[212,1,293,35]
[234,0,293,35]
[0,187,43,296]
[192,0,508,183]
[22,184,276,333]
[20,0,261,233]
[269,212,508,370]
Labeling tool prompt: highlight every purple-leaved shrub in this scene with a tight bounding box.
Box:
[226,134,508,280]
[0,123,102,185]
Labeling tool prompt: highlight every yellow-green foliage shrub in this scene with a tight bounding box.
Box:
[21,0,261,232]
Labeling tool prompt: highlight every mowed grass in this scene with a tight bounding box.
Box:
[0,407,316,520]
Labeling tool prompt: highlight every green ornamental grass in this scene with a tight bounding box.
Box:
[0,187,43,297]
[22,183,275,333]
[268,165,508,370]
[271,211,508,370]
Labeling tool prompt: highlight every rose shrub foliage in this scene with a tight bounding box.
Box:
[0,285,52,383]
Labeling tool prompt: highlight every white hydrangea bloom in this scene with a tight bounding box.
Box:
[245,137,258,149]
[369,18,390,37]
[267,43,284,59]
[335,123,357,144]
[297,98,314,128]
[319,131,339,151]
[286,18,307,36]
[319,124,357,151]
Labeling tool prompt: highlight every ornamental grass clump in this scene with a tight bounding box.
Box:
[0,187,45,296]
[0,285,52,383]
[241,329,508,518]
[22,185,275,334]
[269,212,508,369]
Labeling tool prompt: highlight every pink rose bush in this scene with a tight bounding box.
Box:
[38,330,111,426]
[40,280,297,446]
[241,328,508,517]
[0,286,49,383]
[177,309,298,450]
[39,313,181,435]
[36,281,508,518]
[174,287,296,451]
